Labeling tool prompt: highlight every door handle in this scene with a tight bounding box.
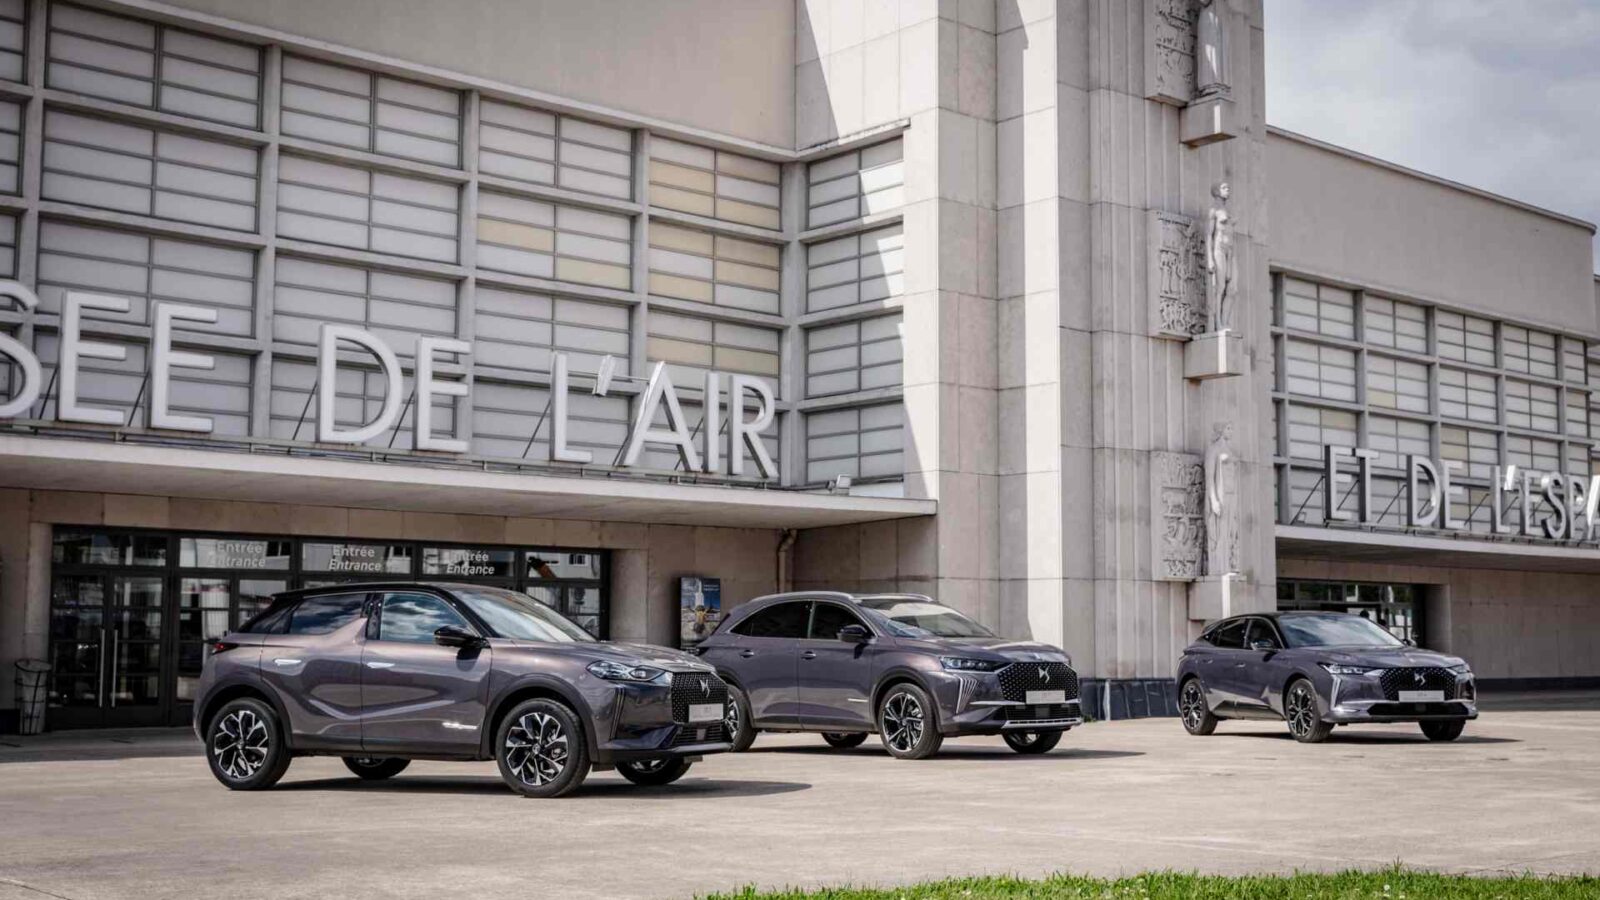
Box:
[739,650,756,658]
[1233,663,1246,669]
[366,661,395,669]
[801,651,817,660]
[272,658,303,667]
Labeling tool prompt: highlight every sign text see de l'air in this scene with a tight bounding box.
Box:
[0,284,778,480]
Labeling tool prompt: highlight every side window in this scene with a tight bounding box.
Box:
[286,593,367,635]
[377,592,472,643]
[809,603,865,640]
[242,600,294,634]
[1245,618,1281,650]
[1208,618,1247,649]
[732,602,811,638]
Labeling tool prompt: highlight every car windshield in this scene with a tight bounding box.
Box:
[1278,614,1404,649]
[859,598,994,638]
[453,586,596,643]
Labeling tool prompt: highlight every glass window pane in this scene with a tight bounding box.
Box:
[300,542,413,575]
[377,592,470,643]
[180,577,231,608]
[180,537,292,570]
[809,602,865,640]
[286,593,367,634]
[420,546,516,578]
[732,601,810,638]
[525,549,601,580]
[53,530,167,566]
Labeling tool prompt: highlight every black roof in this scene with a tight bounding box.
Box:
[272,581,493,600]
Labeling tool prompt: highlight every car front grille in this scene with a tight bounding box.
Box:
[1378,667,1457,701]
[669,670,730,724]
[1003,701,1081,722]
[996,661,1080,702]
[668,722,727,747]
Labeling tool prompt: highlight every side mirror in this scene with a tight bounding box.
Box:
[435,625,482,648]
[1403,637,1416,647]
[1249,639,1277,652]
[838,624,872,644]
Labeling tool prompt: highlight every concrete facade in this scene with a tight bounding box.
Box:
[0,0,1597,730]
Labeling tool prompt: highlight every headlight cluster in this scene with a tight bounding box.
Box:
[1320,663,1377,676]
[1448,663,1472,675]
[939,656,1005,672]
[586,660,667,682]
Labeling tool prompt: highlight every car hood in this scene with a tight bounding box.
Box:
[895,635,1070,663]
[1300,646,1465,669]
[499,639,713,671]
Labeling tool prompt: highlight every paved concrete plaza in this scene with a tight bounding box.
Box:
[2,704,1598,900]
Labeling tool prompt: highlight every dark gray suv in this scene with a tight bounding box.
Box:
[695,592,1082,759]
[194,583,732,797]
[1177,611,1478,743]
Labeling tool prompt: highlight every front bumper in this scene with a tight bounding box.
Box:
[927,666,1084,735]
[1325,671,1479,723]
[591,670,733,764]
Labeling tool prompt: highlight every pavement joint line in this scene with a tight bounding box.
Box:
[0,877,82,900]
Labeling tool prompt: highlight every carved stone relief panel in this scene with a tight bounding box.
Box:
[1151,451,1205,581]
[1144,0,1197,106]
[1147,210,1206,339]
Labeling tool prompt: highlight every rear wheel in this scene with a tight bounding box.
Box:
[821,732,868,749]
[342,756,410,780]
[1002,730,1062,754]
[495,698,591,798]
[1420,719,1465,742]
[1284,678,1334,744]
[1179,677,1219,736]
[877,683,943,760]
[725,683,757,752]
[616,757,692,786]
[205,697,291,791]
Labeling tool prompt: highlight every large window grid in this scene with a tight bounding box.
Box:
[0,0,911,491]
[1273,273,1600,533]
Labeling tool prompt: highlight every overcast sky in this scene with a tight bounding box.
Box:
[1264,0,1600,272]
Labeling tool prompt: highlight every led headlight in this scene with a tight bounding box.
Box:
[1320,663,1375,676]
[1448,663,1472,675]
[939,657,1005,672]
[586,660,667,682]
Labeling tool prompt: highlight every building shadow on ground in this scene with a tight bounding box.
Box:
[1218,731,1519,745]
[748,743,1143,762]
[274,774,811,799]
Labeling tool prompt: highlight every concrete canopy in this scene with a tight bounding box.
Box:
[0,435,935,529]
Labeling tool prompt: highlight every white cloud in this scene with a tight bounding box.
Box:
[1266,0,1600,270]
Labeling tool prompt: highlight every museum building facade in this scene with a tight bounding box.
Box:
[0,0,1596,730]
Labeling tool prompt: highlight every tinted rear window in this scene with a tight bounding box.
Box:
[286,593,367,635]
[732,601,810,638]
[1207,619,1247,649]
[240,600,293,634]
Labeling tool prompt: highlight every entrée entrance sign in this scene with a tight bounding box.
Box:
[0,285,779,480]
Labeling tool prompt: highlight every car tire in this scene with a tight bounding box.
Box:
[495,698,591,798]
[205,697,291,791]
[1420,719,1465,742]
[821,732,868,749]
[342,756,411,780]
[725,683,757,752]
[615,757,693,786]
[1002,730,1063,754]
[877,683,943,760]
[1179,677,1219,736]
[1284,678,1334,744]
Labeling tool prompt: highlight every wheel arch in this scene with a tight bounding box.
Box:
[479,677,598,762]
[870,667,935,718]
[198,681,293,748]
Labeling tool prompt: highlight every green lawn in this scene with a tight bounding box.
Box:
[701,869,1599,899]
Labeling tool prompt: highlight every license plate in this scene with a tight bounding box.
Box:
[1026,690,1066,705]
[688,703,722,724]
[1399,690,1444,703]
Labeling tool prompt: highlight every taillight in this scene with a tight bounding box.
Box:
[209,641,239,656]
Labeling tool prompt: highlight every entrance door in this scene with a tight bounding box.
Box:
[49,573,169,729]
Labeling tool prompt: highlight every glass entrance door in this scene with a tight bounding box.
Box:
[49,573,169,728]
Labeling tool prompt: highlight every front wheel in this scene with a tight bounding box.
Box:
[1284,678,1334,744]
[616,757,692,786]
[1002,730,1062,754]
[495,698,591,798]
[877,683,943,760]
[342,756,411,780]
[205,697,291,791]
[1420,719,1465,742]
[1179,678,1219,736]
[821,732,868,749]
[724,683,757,752]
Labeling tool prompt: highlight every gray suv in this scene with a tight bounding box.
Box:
[194,582,732,797]
[695,592,1082,759]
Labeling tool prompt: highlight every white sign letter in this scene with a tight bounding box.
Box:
[728,375,777,479]
[150,303,217,433]
[318,324,402,444]
[622,361,701,471]
[60,292,131,426]
[1438,459,1465,530]
[0,281,41,419]
[550,353,593,464]
[1406,454,1440,527]
[703,370,722,474]
[414,337,470,453]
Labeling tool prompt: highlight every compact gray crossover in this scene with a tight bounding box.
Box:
[694,592,1082,759]
[1177,611,1478,743]
[194,583,732,797]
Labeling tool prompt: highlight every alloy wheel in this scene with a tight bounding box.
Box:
[723,696,740,738]
[882,692,924,753]
[212,708,270,780]
[504,711,570,787]
[1286,682,1317,738]
[1180,681,1207,730]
